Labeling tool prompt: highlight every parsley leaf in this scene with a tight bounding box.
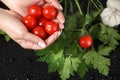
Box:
[99,23,120,50]
[59,57,81,80]
[0,30,6,35]
[83,49,111,76]
[98,46,113,56]
[77,62,88,78]
[0,30,10,42]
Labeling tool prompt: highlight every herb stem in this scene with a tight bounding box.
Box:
[64,0,67,16]
[59,0,63,3]
[87,0,91,14]
[75,0,83,15]
[91,0,99,10]
[71,29,82,32]
[96,0,104,9]
[92,46,97,54]
[70,0,73,14]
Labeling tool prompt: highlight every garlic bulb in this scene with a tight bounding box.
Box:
[100,7,120,27]
[107,0,120,11]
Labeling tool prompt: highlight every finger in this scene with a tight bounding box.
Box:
[52,11,65,29]
[57,11,65,24]
[11,0,45,17]
[37,0,46,6]
[59,23,64,29]
[45,30,62,47]
[52,19,64,29]
[45,0,63,10]
[23,32,46,48]
[4,10,23,19]
[17,39,46,50]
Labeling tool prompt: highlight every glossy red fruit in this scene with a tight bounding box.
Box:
[22,15,37,31]
[32,26,47,40]
[79,35,93,48]
[42,5,57,19]
[38,17,48,27]
[45,21,59,35]
[29,5,42,18]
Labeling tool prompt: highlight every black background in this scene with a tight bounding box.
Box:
[0,1,120,80]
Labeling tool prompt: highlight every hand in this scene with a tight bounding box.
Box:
[1,0,65,29]
[1,0,65,49]
[0,8,47,50]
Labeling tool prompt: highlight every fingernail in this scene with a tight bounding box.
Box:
[57,31,62,37]
[59,24,64,29]
[61,25,64,29]
[60,25,64,29]
[59,19,65,24]
[38,42,46,48]
[59,4,63,10]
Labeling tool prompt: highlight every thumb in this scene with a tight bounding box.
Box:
[23,32,46,48]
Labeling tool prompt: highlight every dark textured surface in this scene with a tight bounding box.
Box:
[0,1,120,80]
[0,35,120,80]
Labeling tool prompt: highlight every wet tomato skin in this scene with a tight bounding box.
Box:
[38,17,48,27]
[29,5,42,18]
[32,26,47,40]
[45,21,59,35]
[42,5,57,19]
[22,5,60,39]
[22,15,37,31]
[79,35,93,48]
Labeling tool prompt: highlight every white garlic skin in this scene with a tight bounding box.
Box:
[100,7,120,27]
[107,0,120,11]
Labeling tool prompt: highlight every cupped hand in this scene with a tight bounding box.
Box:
[1,0,65,49]
[2,0,65,28]
[0,8,47,50]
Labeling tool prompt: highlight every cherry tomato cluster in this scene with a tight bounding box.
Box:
[22,5,59,40]
[79,35,93,48]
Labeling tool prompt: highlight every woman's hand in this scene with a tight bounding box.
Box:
[0,8,47,50]
[1,0,65,28]
[1,0,65,50]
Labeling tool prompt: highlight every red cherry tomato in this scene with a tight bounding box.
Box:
[29,5,42,18]
[79,35,93,48]
[22,15,37,31]
[45,21,59,35]
[38,17,48,27]
[32,26,47,40]
[42,5,57,19]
